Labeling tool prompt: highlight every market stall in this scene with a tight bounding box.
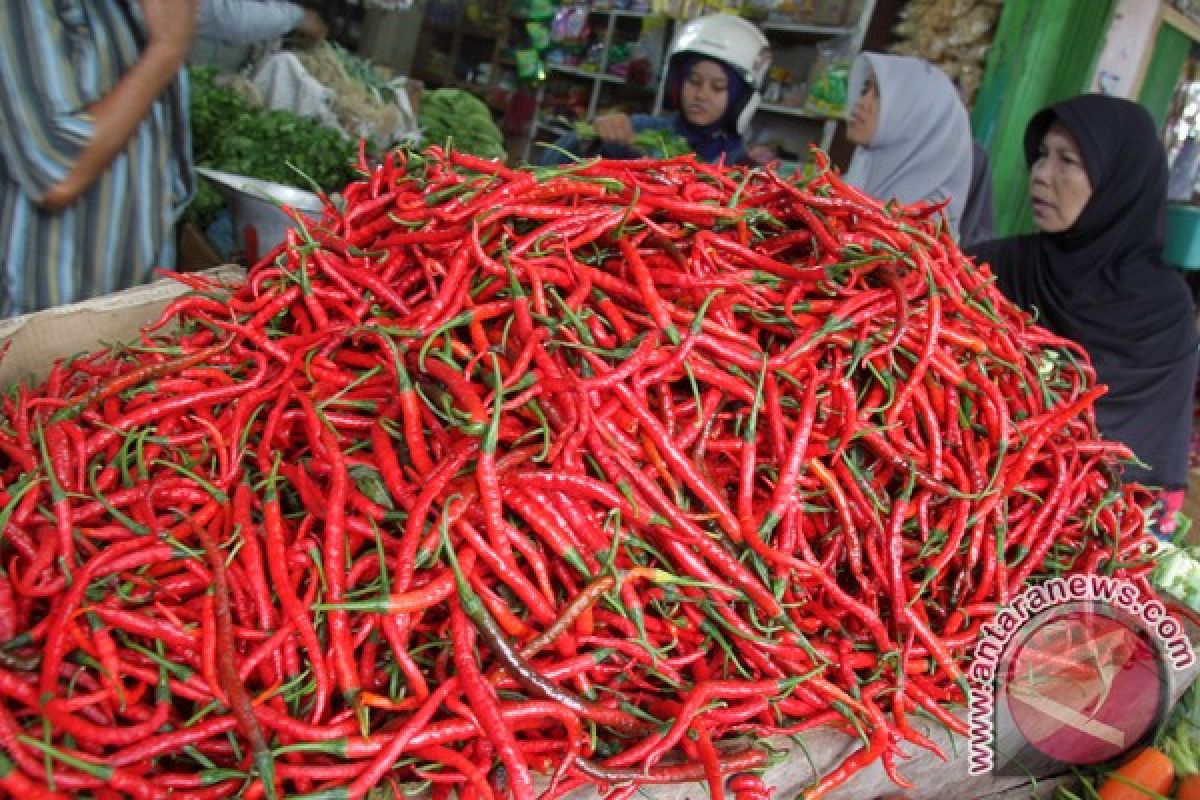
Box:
[4,1,1200,798]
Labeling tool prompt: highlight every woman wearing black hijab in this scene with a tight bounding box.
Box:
[970,94,1198,527]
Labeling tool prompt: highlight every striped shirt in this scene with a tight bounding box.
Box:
[0,0,194,317]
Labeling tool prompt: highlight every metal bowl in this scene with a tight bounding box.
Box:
[196,167,325,259]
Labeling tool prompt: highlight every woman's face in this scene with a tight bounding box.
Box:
[847,74,879,146]
[1029,121,1093,233]
[681,60,730,128]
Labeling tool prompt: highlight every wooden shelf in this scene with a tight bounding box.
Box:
[523,8,673,162]
[520,1,875,163]
[748,0,876,156]
[414,67,453,84]
[545,64,656,92]
[427,21,504,36]
[460,25,507,38]
[414,69,494,97]
[596,8,653,17]
[417,0,514,132]
[536,119,574,138]
[758,102,835,121]
[549,64,625,83]
[514,6,652,19]
[1162,5,1200,43]
[761,20,856,35]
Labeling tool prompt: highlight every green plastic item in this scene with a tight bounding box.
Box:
[512,0,555,20]
[573,122,691,159]
[527,22,551,52]
[804,61,849,118]
[515,48,545,83]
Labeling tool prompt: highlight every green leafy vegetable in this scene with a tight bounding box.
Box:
[418,89,507,160]
[187,66,358,226]
[573,122,692,159]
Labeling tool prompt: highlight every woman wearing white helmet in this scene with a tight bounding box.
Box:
[538,13,770,165]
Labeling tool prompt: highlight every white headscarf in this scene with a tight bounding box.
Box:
[844,53,973,237]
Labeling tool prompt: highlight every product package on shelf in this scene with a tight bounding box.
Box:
[782,0,847,26]
[803,35,853,117]
[890,0,1002,107]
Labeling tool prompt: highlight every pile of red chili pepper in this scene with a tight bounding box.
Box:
[0,147,1158,800]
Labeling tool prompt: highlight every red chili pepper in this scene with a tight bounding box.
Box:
[261,464,332,723]
[0,149,1153,800]
[449,603,535,800]
[0,748,68,800]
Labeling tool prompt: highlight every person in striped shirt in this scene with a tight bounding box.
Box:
[0,0,198,317]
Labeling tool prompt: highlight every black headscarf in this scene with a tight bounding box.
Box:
[970,94,1198,489]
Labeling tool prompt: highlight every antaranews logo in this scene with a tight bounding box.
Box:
[968,574,1195,777]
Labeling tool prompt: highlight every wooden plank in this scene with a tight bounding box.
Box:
[1163,3,1200,43]
[1133,5,1167,96]
[1139,17,1193,129]
[977,773,1076,799]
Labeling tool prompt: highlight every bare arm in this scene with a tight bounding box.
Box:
[196,0,325,44]
[593,113,636,146]
[41,0,197,210]
[294,9,328,41]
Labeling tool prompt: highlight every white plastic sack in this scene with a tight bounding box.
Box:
[380,76,422,147]
[250,50,421,149]
[250,51,342,131]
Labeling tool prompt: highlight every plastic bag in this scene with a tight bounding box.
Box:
[528,21,551,51]
[914,28,947,62]
[935,59,963,82]
[255,49,421,150]
[957,62,983,102]
[625,40,654,86]
[250,52,340,131]
[948,5,997,45]
[575,40,600,70]
[515,48,545,82]
[550,7,589,43]
[511,0,556,20]
[803,37,852,117]
[606,42,631,77]
[1169,135,1200,202]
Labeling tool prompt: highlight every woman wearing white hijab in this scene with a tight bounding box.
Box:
[844,53,974,238]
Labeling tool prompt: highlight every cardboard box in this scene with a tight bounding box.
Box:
[0,270,1195,800]
[0,266,244,390]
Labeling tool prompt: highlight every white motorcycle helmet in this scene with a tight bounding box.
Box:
[666,13,771,136]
